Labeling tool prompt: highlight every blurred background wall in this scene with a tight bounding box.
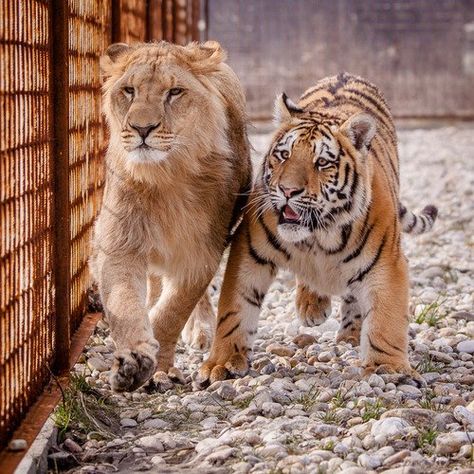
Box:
[206,0,474,120]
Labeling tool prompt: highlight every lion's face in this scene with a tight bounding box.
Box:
[261,94,376,243]
[101,42,229,171]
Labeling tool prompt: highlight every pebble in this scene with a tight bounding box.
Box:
[137,435,165,453]
[266,343,295,357]
[86,356,109,372]
[217,383,237,400]
[8,439,27,451]
[261,402,283,418]
[457,340,474,354]
[121,418,138,428]
[371,417,410,438]
[453,405,474,428]
[292,333,317,348]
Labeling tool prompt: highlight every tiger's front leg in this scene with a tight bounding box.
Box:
[198,222,277,386]
[295,280,332,326]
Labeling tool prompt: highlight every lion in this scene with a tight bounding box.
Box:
[90,41,251,391]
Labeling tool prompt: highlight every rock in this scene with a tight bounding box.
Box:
[317,351,333,362]
[63,438,83,453]
[150,456,166,465]
[451,311,474,322]
[266,343,295,357]
[292,333,316,348]
[435,431,474,454]
[381,408,433,427]
[205,446,236,464]
[137,435,165,453]
[309,423,338,438]
[453,405,474,428]
[8,439,27,451]
[383,449,411,466]
[195,437,224,455]
[217,383,237,400]
[137,408,153,422]
[371,417,410,438]
[261,402,283,418]
[47,452,78,470]
[86,356,109,372]
[121,418,137,428]
[358,453,382,469]
[367,374,385,389]
[457,339,474,353]
[143,418,170,430]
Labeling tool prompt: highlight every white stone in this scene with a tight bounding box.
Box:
[194,437,224,455]
[453,405,474,428]
[370,417,410,438]
[120,418,137,428]
[261,402,283,418]
[137,435,164,453]
[435,431,474,454]
[457,339,474,353]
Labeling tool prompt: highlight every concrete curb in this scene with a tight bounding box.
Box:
[14,418,57,474]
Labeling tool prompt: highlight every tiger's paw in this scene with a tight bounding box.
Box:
[363,362,426,388]
[196,353,249,388]
[295,286,331,327]
[336,324,361,346]
[110,340,159,392]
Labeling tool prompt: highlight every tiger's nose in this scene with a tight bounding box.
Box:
[279,184,304,198]
[130,122,159,139]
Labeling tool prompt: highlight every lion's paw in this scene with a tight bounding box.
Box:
[110,340,159,392]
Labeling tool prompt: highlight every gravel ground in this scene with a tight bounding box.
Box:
[51,126,473,474]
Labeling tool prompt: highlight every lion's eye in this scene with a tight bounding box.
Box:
[281,150,290,160]
[168,87,183,97]
[318,158,328,166]
[123,86,135,97]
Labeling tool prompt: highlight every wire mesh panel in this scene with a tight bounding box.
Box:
[120,0,148,43]
[68,1,110,332]
[0,0,54,448]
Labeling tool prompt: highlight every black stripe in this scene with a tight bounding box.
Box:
[406,214,417,233]
[223,322,240,338]
[247,232,276,271]
[342,320,353,329]
[348,234,386,285]
[217,311,237,328]
[318,223,352,255]
[242,288,265,308]
[258,215,291,260]
[343,223,374,263]
[368,335,392,356]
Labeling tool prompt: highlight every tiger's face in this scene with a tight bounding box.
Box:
[262,94,376,243]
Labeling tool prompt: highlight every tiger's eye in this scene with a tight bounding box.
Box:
[281,150,290,159]
[123,86,135,96]
[317,158,328,167]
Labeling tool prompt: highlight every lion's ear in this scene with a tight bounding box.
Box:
[100,43,131,77]
[185,41,227,73]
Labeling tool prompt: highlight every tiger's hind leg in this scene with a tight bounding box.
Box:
[295,280,331,326]
[336,295,363,345]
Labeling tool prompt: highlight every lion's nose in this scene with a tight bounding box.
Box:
[130,123,159,139]
[279,184,304,198]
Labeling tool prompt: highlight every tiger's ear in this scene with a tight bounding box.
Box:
[340,113,376,153]
[100,43,131,77]
[274,93,303,124]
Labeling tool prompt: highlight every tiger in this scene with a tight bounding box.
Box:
[198,72,438,386]
[90,41,251,391]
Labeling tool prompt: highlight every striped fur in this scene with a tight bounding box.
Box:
[199,73,437,386]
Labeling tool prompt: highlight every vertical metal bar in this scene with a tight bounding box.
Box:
[191,0,200,41]
[50,0,71,373]
[111,0,122,43]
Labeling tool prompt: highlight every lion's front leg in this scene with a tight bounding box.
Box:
[98,252,159,392]
[149,276,212,381]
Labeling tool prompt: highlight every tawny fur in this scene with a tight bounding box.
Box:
[90,41,251,391]
[199,73,437,386]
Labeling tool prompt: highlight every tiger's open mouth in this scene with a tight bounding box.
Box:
[279,205,301,225]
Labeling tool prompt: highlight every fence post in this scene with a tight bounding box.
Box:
[50,0,71,373]
[111,0,122,43]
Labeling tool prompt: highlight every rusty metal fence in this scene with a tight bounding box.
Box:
[0,0,200,451]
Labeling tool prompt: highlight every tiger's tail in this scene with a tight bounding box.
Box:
[399,203,438,235]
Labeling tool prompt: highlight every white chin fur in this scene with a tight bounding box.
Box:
[127,148,168,164]
[277,224,312,243]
